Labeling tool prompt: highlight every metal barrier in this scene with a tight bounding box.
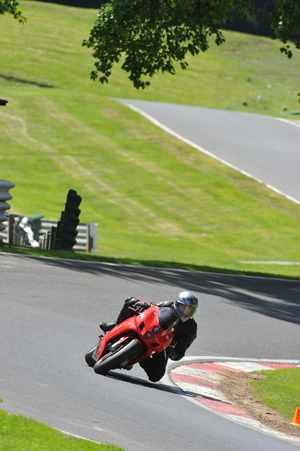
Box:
[0,214,97,253]
[39,219,97,253]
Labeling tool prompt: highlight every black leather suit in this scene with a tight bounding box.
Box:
[116,297,197,382]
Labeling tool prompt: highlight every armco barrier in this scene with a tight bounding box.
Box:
[39,219,97,253]
[0,214,97,253]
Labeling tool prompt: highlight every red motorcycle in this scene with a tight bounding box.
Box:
[85,305,178,375]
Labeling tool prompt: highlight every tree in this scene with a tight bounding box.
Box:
[0,0,26,22]
[83,0,300,89]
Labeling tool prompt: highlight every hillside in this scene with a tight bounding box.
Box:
[0,1,299,278]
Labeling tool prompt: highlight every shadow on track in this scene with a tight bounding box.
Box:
[95,369,226,407]
[98,369,186,396]
[39,257,300,325]
[8,254,300,325]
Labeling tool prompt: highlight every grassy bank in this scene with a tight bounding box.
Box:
[251,369,300,421]
[0,409,123,451]
[0,1,299,278]
[2,2,300,113]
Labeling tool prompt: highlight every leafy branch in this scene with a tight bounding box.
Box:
[0,0,27,23]
[83,0,300,90]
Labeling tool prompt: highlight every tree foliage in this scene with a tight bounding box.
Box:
[83,0,300,89]
[0,0,26,22]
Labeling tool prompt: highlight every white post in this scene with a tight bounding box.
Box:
[89,222,98,253]
[0,180,15,241]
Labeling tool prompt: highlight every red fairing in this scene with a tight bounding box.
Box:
[96,305,176,366]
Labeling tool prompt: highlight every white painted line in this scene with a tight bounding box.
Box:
[240,261,300,265]
[228,415,264,429]
[58,430,100,443]
[277,117,300,130]
[125,102,300,206]
[227,415,300,443]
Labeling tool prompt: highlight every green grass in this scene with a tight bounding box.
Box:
[250,369,300,421]
[0,244,299,281]
[0,1,300,279]
[0,409,123,451]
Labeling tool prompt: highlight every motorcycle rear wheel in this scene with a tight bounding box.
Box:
[94,339,141,375]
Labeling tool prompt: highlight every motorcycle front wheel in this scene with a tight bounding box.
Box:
[85,341,100,367]
[94,339,141,375]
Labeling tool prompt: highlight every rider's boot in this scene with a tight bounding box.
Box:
[100,321,117,332]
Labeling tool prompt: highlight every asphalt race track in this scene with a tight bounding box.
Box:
[114,99,300,204]
[1,254,300,451]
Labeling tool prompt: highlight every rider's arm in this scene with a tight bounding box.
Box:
[167,318,197,361]
[117,297,153,323]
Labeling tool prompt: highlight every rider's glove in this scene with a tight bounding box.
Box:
[134,301,151,313]
[128,300,152,314]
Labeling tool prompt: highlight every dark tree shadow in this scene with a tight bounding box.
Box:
[18,255,300,325]
[0,74,54,88]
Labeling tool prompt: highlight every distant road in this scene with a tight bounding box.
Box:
[114,99,300,204]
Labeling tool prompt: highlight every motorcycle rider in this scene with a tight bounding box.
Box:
[100,291,198,382]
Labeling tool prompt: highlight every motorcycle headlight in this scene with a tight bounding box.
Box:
[145,332,152,339]
[152,326,160,334]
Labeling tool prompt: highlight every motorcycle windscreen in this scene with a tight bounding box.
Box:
[158,307,179,331]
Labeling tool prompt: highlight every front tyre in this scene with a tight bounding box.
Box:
[94,339,141,375]
[85,343,98,367]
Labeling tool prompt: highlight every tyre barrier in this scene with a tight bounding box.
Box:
[0,180,15,243]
